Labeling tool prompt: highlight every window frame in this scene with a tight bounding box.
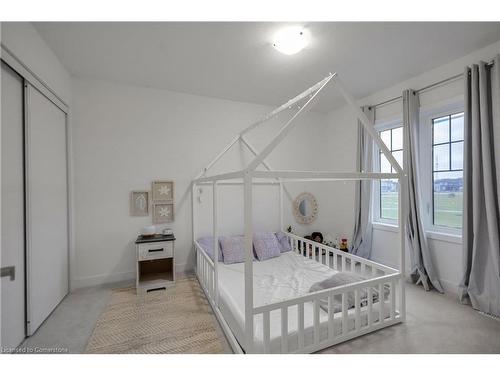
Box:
[419,101,464,237]
[372,118,403,226]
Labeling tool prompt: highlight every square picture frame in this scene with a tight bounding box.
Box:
[153,202,174,224]
[130,191,149,216]
[152,180,174,202]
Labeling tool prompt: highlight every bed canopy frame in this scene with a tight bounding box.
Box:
[191,72,407,353]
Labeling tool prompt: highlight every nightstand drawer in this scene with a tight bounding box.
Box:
[137,241,173,260]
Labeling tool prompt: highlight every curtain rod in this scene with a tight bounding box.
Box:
[370,59,495,110]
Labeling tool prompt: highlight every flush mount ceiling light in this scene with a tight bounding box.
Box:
[272,26,309,55]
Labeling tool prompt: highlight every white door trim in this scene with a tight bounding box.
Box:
[1,44,68,114]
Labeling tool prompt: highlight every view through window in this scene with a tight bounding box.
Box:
[432,112,464,229]
[379,126,403,221]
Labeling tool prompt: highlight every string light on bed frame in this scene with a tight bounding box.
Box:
[272,26,309,55]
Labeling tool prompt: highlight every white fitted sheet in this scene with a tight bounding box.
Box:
[217,252,389,352]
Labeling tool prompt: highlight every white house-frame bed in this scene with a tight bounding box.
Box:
[191,73,407,354]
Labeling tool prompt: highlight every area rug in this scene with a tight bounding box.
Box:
[85,276,226,354]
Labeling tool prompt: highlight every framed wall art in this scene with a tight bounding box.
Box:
[152,180,174,202]
[153,202,174,224]
[130,191,149,216]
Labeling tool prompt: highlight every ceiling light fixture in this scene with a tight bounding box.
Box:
[272,26,309,55]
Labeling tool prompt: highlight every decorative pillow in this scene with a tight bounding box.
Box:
[275,231,292,252]
[197,237,223,262]
[220,236,247,264]
[309,272,390,313]
[253,232,281,261]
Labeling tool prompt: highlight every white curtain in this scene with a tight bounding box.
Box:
[459,55,500,317]
[351,106,374,258]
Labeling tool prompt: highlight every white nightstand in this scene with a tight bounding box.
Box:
[135,234,175,293]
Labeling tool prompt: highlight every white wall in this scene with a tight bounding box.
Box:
[71,38,500,290]
[325,39,500,295]
[1,22,71,104]
[13,22,495,292]
[71,77,331,288]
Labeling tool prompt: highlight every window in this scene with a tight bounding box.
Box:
[375,125,403,222]
[372,104,464,238]
[432,112,464,229]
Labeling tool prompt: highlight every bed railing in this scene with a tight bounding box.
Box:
[195,240,216,306]
[285,232,398,276]
[195,233,403,354]
[249,233,401,353]
[194,241,244,353]
[249,232,402,353]
[253,273,400,353]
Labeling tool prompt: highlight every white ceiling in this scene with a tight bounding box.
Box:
[34,22,500,112]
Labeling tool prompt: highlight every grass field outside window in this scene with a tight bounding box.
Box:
[378,126,403,222]
[432,112,464,230]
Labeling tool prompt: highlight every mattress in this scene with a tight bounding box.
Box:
[217,252,389,352]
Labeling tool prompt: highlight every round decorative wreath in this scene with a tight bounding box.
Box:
[292,192,318,225]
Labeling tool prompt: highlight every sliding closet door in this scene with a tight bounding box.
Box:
[26,84,69,335]
[1,62,26,348]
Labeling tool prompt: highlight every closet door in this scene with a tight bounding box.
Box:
[1,62,26,348]
[26,84,69,335]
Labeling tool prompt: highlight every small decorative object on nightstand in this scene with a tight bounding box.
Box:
[135,233,176,293]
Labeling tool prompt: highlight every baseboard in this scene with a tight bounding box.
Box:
[369,256,399,270]
[71,270,136,290]
[369,256,460,297]
[71,263,193,290]
[438,278,460,297]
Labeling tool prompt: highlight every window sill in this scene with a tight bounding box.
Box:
[426,230,462,244]
[372,222,462,244]
[372,221,399,233]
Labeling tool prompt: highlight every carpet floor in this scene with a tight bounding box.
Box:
[21,278,500,354]
[85,277,225,354]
